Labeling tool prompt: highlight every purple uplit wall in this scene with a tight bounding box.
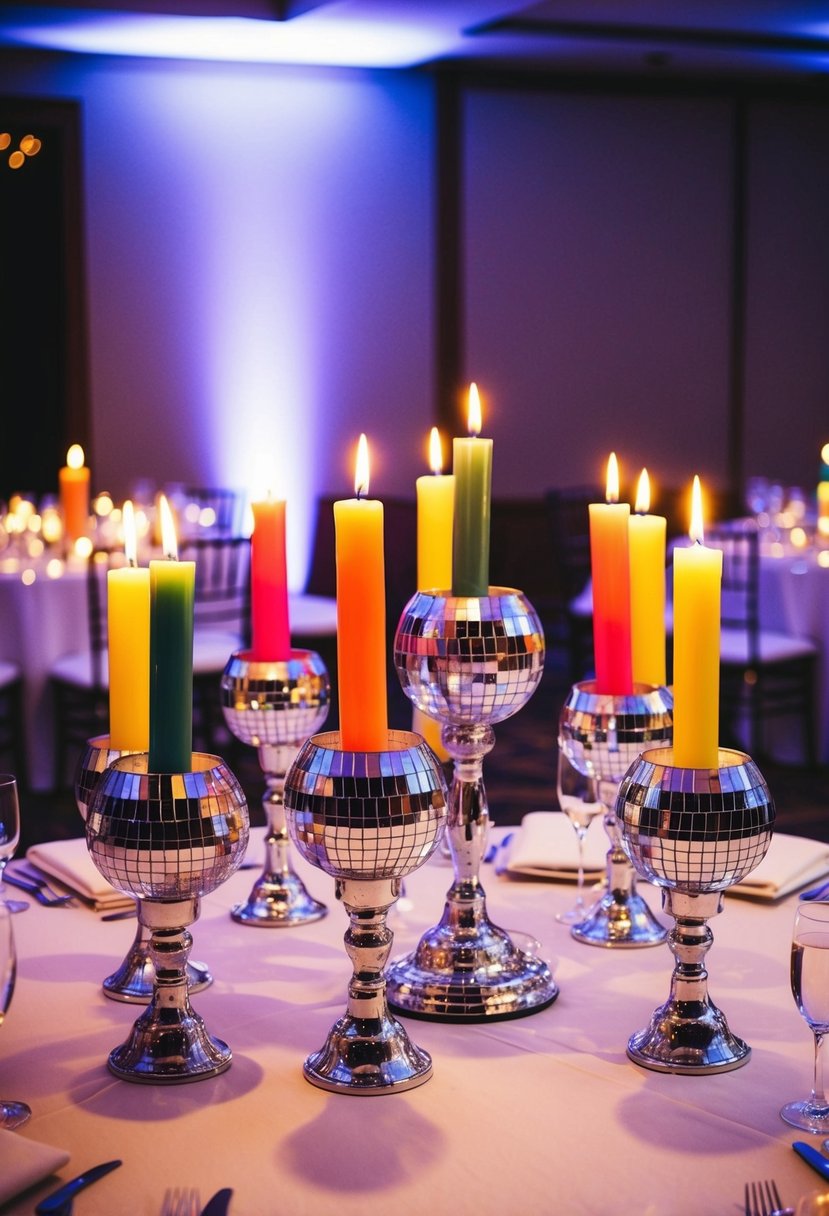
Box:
[1,53,433,588]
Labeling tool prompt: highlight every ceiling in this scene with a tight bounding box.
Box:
[0,0,828,78]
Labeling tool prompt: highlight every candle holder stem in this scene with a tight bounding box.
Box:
[103,911,212,1003]
[387,720,558,1021]
[304,878,432,1094]
[108,897,232,1083]
[571,783,667,948]
[232,742,326,926]
[626,889,749,1074]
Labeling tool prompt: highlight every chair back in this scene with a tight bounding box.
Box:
[176,486,246,536]
[179,534,252,645]
[704,518,761,661]
[545,485,599,607]
[86,547,121,688]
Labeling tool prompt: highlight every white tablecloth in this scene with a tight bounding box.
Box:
[0,560,337,790]
[1,826,825,1215]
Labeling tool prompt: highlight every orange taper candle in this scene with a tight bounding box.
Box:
[334,434,388,751]
[59,444,90,542]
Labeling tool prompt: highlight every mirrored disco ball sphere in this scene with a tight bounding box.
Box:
[559,681,674,784]
[394,588,545,724]
[86,753,250,900]
[284,730,447,881]
[616,747,775,893]
[221,649,330,746]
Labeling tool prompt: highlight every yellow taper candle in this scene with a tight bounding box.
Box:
[415,426,454,761]
[672,476,722,769]
[628,469,667,687]
[416,427,455,592]
[107,500,150,751]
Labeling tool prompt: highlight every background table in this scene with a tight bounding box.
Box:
[1,825,825,1215]
[0,557,337,790]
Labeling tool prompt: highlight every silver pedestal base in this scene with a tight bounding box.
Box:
[570,885,667,949]
[387,889,558,1022]
[231,869,327,927]
[106,897,231,1085]
[303,1010,433,1095]
[626,998,750,1075]
[102,904,212,1002]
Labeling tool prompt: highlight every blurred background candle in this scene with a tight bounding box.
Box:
[415,426,454,760]
[59,444,90,542]
[334,434,388,752]
[250,494,291,660]
[589,452,633,694]
[672,476,722,769]
[628,468,667,688]
[107,499,150,751]
[452,382,492,597]
[417,426,454,591]
[149,494,195,772]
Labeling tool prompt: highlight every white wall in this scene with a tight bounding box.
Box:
[1,52,434,587]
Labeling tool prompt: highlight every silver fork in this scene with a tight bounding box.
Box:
[2,871,75,906]
[19,865,78,905]
[744,1179,791,1216]
[160,1187,201,1216]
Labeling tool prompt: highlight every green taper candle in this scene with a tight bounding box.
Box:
[148,497,195,773]
[452,382,493,596]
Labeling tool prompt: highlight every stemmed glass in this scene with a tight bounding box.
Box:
[555,749,604,925]
[781,901,829,1134]
[0,902,32,1128]
[0,775,28,914]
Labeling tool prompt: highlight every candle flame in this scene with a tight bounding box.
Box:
[635,468,650,514]
[66,444,85,470]
[123,499,137,567]
[159,494,178,559]
[689,475,705,544]
[354,433,370,499]
[467,383,482,437]
[605,452,619,504]
[822,441,829,465]
[429,426,444,475]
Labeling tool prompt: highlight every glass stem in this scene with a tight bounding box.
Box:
[574,829,586,908]
[813,1030,829,1110]
[0,858,7,898]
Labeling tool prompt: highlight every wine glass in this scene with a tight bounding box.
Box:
[555,748,604,925]
[0,902,32,1128]
[781,901,829,1134]
[0,775,28,914]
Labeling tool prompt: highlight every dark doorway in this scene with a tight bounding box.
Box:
[0,97,88,501]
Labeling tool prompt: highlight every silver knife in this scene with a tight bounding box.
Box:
[793,1140,829,1180]
[201,1187,233,1216]
[34,1159,122,1214]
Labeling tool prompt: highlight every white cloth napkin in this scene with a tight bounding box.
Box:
[501,812,607,880]
[0,1129,70,1207]
[26,838,134,911]
[729,832,829,901]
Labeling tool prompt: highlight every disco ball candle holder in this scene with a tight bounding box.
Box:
[86,752,249,1083]
[616,746,775,1074]
[388,588,558,1021]
[559,681,674,948]
[75,735,212,1003]
[284,730,447,1095]
[221,649,330,926]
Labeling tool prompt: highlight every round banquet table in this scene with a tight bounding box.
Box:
[0,554,337,790]
[1,825,826,1216]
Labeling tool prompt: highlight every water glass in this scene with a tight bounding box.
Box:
[781,901,829,1134]
[0,902,32,1128]
[0,775,27,914]
[555,749,604,925]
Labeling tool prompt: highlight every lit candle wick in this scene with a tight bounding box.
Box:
[354,432,370,501]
